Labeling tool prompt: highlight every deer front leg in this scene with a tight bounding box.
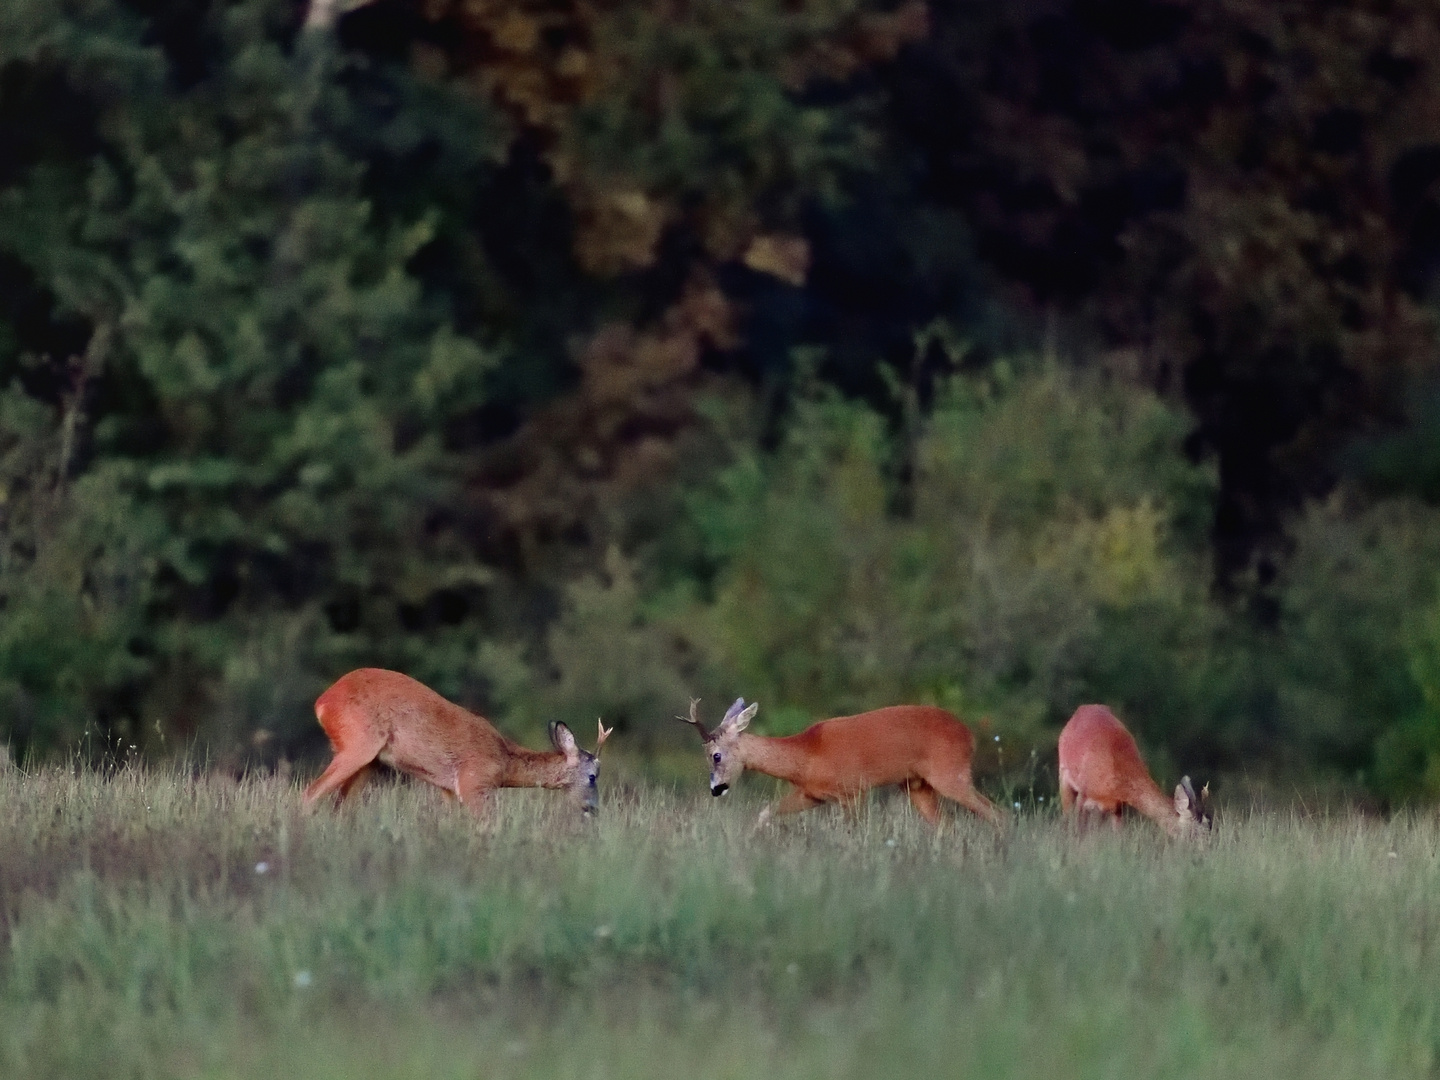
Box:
[454,764,499,815]
[837,792,867,823]
[756,788,824,829]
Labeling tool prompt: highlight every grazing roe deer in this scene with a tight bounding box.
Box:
[302,668,612,815]
[679,698,1001,827]
[1057,704,1210,837]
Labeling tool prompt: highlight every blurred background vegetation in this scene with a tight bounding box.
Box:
[5,0,1440,802]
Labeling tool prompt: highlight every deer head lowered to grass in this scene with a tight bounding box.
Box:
[679,698,1002,827]
[1057,704,1211,837]
[302,668,613,815]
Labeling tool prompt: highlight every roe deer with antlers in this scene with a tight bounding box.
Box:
[302,668,612,815]
[679,698,1001,827]
[1057,704,1210,837]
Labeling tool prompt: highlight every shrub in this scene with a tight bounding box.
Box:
[1278,496,1440,798]
[501,365,1253,781]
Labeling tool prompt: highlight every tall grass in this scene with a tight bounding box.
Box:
[1,765,1437,1078]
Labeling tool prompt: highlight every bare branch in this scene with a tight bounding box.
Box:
[304,0,380,31]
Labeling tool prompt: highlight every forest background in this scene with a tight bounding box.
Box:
[5,0,1440,804]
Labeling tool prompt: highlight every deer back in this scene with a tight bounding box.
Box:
[1057,704,1156,801]
[317,668,507,783]
[796,705,976,787]
[1057,704,1213,836]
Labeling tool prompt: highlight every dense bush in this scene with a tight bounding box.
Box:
[1277,497,1440,798]
[490,364,1440,802]
[495,366,1234,768]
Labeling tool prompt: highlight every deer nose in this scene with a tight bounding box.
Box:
[711,783,729,797]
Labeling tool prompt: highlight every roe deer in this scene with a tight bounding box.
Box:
[302,668,613,815]
[1057,704,1210,837]
[679,698,1001,827]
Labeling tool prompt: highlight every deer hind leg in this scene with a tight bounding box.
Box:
[926,769,1002,825]
[1059,779,1077,815]
[904,779,942,825]
[302,729,386,807]
[338,762,382,800]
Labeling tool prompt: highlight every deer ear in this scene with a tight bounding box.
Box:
[1173,781,1192,817]
[1187,777,1213,828]
[1183,775,1205,817]
[549,721,579,760]
[731,701,758,734]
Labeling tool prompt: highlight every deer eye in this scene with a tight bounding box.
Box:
[712,752,722,764]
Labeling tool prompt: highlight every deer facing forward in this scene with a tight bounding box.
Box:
[680,698,1001,827]
[302,668,612,815]
[1057,704,1210,837]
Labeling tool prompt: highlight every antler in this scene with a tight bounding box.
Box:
[596,718,614,753]
[676,698,711,740]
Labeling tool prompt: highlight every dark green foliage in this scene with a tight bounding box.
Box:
[494,366,1440,799]
[1278,497,1440,797]
[496,365,1245,767]
[0,0,499,753]
[4,0,1440,801]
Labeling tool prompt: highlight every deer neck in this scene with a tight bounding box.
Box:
[736,732,812,786]
[498,743,569,790]
[1126,775,1181,836]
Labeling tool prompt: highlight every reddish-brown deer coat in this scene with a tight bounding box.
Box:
[302,668,609,813]
[1057,704,1208,836]
[682,699,1001,826]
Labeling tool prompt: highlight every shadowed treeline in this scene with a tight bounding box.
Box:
[4,0,1440,800]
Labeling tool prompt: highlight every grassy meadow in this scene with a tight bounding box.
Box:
[1,763,1437,1079]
